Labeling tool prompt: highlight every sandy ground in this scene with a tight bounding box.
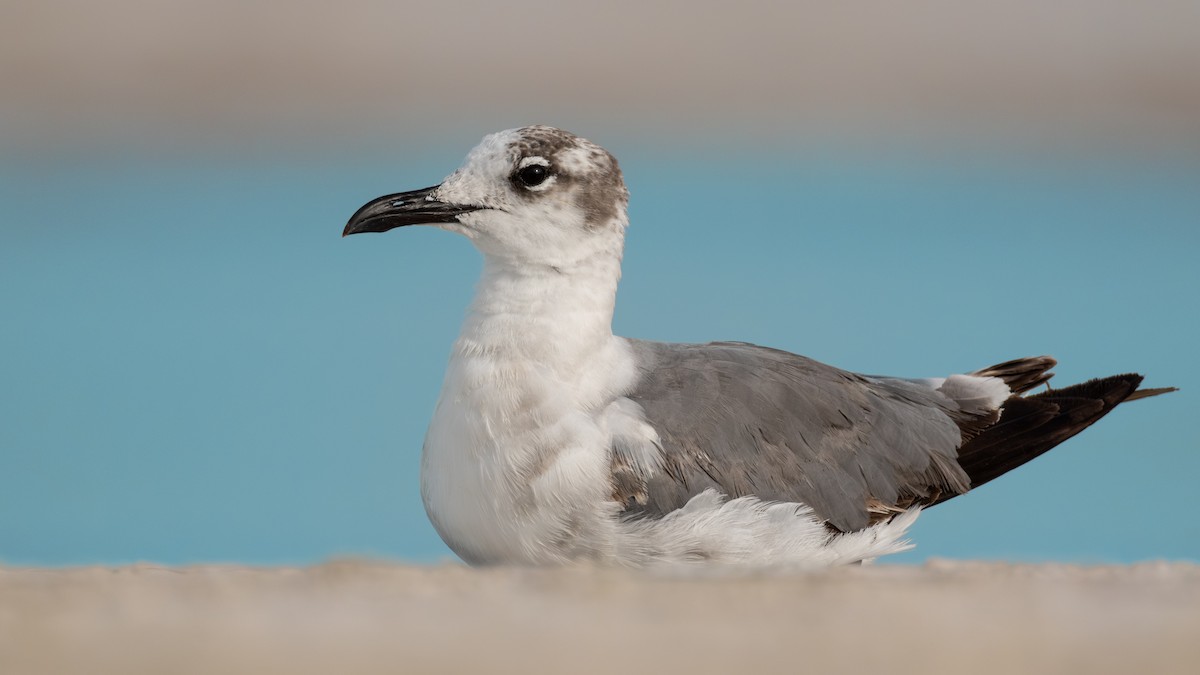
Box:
[2,560,1198,675]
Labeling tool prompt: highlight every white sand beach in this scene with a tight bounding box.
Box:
[3,560,1198,675]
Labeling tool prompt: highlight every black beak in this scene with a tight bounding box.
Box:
[342,186,481,236]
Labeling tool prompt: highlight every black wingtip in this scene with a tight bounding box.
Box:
[938,372,1166,498]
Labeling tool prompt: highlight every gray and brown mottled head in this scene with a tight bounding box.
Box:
[344,126,630,267]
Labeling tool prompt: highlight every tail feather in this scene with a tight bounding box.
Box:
[1124,386,1179,402]
[930,370,1174,507]
[972,356,1058,395]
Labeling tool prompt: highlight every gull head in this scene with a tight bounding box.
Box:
[344,126,630,267]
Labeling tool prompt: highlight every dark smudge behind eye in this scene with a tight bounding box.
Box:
[509,126,629,229]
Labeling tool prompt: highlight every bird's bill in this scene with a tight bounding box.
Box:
[342,186,480,236]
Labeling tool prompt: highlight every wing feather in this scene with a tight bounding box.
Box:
[616,340,977,532]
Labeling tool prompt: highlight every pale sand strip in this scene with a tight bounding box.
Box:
[2,561,1198,674]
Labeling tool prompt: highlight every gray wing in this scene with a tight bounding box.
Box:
[613,340,981,532]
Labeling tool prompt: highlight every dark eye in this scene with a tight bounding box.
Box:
[516,163,550,187]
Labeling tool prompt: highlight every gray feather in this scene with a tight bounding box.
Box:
[617,340,977,532]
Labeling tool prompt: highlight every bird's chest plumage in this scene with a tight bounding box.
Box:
[418,353,618,564]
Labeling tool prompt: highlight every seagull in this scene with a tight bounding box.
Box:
[343,125,1174,567]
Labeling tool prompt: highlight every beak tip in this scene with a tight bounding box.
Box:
[342,220,370,237]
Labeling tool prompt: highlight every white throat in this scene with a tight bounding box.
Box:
[458,247,623,375]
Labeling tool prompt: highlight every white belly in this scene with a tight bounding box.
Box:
[418,355,619,565]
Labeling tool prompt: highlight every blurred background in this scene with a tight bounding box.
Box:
[1,0,1196,566]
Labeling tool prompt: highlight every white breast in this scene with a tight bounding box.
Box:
[419,335,639,565]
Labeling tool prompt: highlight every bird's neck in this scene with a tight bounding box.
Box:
[455,250,623,372]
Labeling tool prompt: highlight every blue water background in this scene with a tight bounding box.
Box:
[2,140,1196,565]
